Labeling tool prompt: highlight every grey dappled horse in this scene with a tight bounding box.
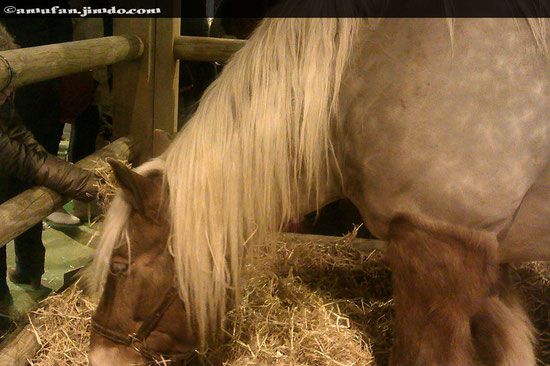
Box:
[88,18,550,365]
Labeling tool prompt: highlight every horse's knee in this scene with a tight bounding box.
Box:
[387,214,501,365]
[387,213,499,309]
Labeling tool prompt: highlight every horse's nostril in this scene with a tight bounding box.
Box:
[109,260,129,275]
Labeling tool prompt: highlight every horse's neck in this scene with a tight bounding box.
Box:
[293,162,343,219]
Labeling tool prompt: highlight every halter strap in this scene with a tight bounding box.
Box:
[91,286,190,363]
[91,319,132,347]
[136,286,179,340]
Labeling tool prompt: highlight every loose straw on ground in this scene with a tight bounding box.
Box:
[25,233,550,365]
[197,228,386,366]
[28,282,95,366]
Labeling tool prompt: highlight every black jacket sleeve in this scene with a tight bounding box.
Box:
[0,102,47,182]
[0,103,97,201]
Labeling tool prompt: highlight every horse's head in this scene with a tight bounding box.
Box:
[88,159,198,366]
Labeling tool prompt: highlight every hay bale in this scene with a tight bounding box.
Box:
[24,231,550,366]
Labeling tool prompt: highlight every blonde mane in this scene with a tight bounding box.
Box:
[162,18,361,344]
[91,18,361,344]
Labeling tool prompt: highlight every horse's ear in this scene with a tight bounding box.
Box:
[107,158,147,214]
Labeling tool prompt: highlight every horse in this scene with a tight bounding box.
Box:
[88,17,550,365]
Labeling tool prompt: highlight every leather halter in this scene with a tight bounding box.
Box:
[91,286,190,363]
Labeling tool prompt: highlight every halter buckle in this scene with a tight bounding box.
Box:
[129,333,146,355]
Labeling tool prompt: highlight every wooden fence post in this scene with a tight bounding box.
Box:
[112,17,180,162]
[153,18,180,156]
[112,18,155,163]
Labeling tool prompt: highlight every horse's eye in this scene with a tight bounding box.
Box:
[109,258,129,275]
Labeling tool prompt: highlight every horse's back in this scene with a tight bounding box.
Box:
[338,19,550,261]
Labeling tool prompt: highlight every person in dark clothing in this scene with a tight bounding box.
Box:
[0,23,97,303]
[0,98,96,201]
[2,15,75,199]
[1,16,73,158]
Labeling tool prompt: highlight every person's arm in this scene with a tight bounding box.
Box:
[0,105,97,201]
[33,154,97,202]
[0,118,46,183]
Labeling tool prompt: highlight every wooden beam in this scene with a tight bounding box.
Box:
[153,18,180,154]
[173,35,245,62]
[0,318,40,366]
[0,35,143,89]
[0,137,139,247]
[112,19,155,163]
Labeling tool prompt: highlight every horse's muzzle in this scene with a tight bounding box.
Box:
[88,331,148,366]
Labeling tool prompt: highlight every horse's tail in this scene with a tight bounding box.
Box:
[164,18,362,345]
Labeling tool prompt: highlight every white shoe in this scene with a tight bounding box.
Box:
[46,208,80,226]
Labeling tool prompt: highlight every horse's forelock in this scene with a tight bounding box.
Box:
[89,195,131,296]
[90,159,166,296]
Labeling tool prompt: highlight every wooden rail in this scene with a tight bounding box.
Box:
[173,35,245,62]
[0,318,41,366]
[0,35,143,89]
[0,137,139,246]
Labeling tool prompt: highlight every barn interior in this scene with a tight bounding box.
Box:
[0,7,550,366]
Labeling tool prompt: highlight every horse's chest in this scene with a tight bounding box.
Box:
[339,19,550,238]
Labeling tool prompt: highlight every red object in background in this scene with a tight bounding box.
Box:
[283,218,306,233]
[59,71,94,125]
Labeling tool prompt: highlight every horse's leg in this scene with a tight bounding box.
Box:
[386,214,500,366]
[499,165,550,263]
[471,265,535,366]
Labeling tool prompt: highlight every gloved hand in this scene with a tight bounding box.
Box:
[33,155,98,202]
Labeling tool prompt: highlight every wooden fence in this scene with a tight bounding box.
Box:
[0,35,143,89]
[174,35,245,62]
[0,137,138,247]
[0,18,245,247]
